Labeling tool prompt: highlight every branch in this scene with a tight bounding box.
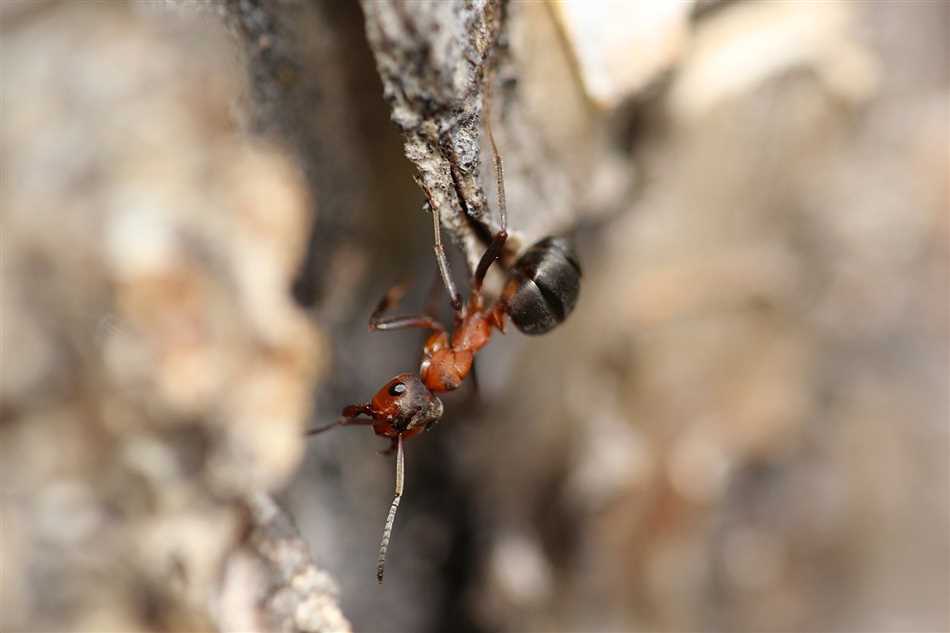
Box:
[241,494,352,633]
[360,0,504,271]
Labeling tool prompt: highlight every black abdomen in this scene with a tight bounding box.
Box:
[506,237,582,335]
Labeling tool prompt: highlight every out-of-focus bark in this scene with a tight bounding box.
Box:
[455,3,949,633]
[218,494,351,633]
[219,0,420,313]
[0,3,348,632]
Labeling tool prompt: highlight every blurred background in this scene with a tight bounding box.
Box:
[1,1,947,632]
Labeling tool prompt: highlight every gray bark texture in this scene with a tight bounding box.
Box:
[358,0,501,271]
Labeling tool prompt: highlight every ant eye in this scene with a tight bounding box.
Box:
[389,382,407,397]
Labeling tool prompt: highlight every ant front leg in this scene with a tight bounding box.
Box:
[420,182,464,324]
[369,283,445,333]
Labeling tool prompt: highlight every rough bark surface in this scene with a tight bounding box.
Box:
[359,0,503,272]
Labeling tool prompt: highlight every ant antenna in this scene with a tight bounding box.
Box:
[306,417,345,436]
[377,434,404,583]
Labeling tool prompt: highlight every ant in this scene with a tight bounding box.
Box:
[308,86,581,583]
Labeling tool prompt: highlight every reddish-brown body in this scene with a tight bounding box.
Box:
[419,297,505,393]
[352,296,508,442]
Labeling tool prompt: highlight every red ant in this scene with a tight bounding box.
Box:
[308,91,581,582]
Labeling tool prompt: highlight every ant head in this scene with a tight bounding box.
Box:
[371,372,444,433]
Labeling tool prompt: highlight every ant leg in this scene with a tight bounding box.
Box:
[371,315,444,332]
[369,283,445,333]
[305,414,373,436]
[472,229,508,295]
[420,183,463,319]
[416,271,448,367]
[422,269,444,319]
[473,75,509,295]
[377,434,404,583]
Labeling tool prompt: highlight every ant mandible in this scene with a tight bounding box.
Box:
[307,85,581,583]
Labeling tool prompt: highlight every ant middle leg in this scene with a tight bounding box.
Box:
[423,269,445,321]
[369,283,446,333]
[420,181,464,321]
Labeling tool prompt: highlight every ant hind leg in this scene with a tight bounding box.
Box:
[472,228,508,295]
[473,73,509,296]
